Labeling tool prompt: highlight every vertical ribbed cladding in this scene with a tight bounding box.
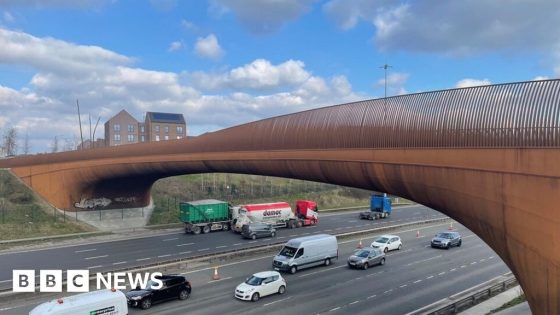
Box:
[361,98,384,148]
[481,85,499,146]
[533,80,551,146]
[493,84,509,147]
[541,80,556,146]
[523,81,539,146]
[549,81,560,146]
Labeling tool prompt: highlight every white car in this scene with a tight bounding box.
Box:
[370,234,402,253]
[234,271,286,302]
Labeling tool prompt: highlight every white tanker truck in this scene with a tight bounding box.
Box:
[232,200,318,232]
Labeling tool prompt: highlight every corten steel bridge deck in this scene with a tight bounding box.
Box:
[1,80,559,314]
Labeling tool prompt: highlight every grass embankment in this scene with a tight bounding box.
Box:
[0,170,94,240]
[487,294,526,314]
[149,173,372,225]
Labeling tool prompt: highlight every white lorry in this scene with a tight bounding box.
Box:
[29,289,128,315]
[232,201,319,232]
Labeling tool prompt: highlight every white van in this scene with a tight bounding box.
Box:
[273,234,338,274]
[29,289,128,315]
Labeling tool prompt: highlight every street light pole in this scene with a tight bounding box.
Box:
[379,64,392,123]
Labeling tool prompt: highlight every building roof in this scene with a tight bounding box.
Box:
[146,112,185,124]
[105,109,138,126]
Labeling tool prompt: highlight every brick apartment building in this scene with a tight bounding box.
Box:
[104,110,186,146]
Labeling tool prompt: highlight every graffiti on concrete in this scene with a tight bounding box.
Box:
[74,197,112,209]
[114,196,137,203]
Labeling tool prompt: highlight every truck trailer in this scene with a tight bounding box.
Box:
[359,194,392,220]
[180,199,238,234]
[232,200,319,232]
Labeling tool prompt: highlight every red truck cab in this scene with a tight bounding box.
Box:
[295,200,318,226]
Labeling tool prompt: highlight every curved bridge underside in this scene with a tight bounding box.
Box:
[2,80,560,314]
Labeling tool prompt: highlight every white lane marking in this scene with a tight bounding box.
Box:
[277,237,285,239]
[301,233,310,235]
[406,255,442,266]
[460,265,467,268]
[158,254,172,258]
[384,289,393,294]
[489,256,495,259]
[216,246,227,249]
[0,307,14,311]
[348,220,358,223]
[233,243,242,246]
[0,279,12,283]
[329,307,341,312]
[179,251,192,255]
[75,248,96,253]
[87,265,102,269]
[400,284,408,288]
[208,276,232,283]
[450,268,457,272]
[471,262,477,265]
[438,272,445,276]
[324,229,333,232]
[136,258,151,261]
[480,259,486,262]
[176,243,194,247]
[426,275,434,279]
[335,227,343,230]
[367,295,376,299]
[85,255,108,260]
[248,241,258,244]
[264,296,292,306]
[413,280,422,284]
[163,238,179,241]
[349,301,359,305]
[112,261,127,265]
[198,248,210,251]
[298,265,346,278]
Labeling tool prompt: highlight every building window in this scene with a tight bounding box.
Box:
[140,126,145,133]
[113,124,120,132]
[155,135,160,141]
[114,134,121,141]
[128,125,134,133]
[128,135,134,142]
[154,125,160,133]
[177,126,183,134]
[164,135,169,140]
[164,126,169,134]
[141,135,145,142]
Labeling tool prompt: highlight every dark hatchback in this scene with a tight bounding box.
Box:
[241,223,276,240]
[126,274,191,310]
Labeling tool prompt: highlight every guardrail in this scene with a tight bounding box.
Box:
[407,273,519,315]
[0,216,450,296]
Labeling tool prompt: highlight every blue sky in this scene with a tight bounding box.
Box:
[0,0,558,153]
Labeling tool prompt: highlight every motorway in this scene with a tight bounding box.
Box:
[0,205,443,289]
[1,222,511,315]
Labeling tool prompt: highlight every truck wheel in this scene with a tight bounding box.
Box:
[202,225,210,234]
[288,221,295,229]
[271,232,276,238]
[290,266,297,274]
[192,226,201,235]
[141,298,152,309]
[369,215,374,221]
[296,220,303,228]
[222,224,230,231]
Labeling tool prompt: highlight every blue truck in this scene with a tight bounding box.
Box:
[359,194,392,220]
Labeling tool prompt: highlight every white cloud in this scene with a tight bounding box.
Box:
[168,40,183,52]
[455,78,492,88]
[533,76,549,81]
[0,28,366,153]
[181,19,198,33]
[210,0,317,34]
[194,34,224,60]
[375,72,409,96]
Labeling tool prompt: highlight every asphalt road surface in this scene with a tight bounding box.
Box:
[1,222,510,315]
[0,205,443,289]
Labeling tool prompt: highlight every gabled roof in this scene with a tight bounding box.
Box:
[146,112,185,124]
[105,109,138,125]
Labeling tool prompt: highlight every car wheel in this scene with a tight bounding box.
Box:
[192,226,201,235]
[324,258,331,266]
[290,266,297,274]
[179,289,190,300]
[278,285,286,295]
[398,244,402,250]
[251,293,260,302]
[202,225,210,234]
[379,258,385,266]
[446,243,450,250]
[363,262,369,270]
[251,234,257,240]
[271,232,276,238]
[458,240,462,247]
[384,247,388,254]
[140,298,152,310]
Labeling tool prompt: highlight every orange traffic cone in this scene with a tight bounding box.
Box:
[357,239,363,249]
[448,222,454,230]
[212,267,220,281]
[416,230,420,238]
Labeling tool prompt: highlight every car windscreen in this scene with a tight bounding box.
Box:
[245,275,264,286]
[279,246,298,258]
[374,237,389,243]
[355,250,370,258]
[141,280,160,290]
[436,233,453,239]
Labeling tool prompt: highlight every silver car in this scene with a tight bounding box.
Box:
[431,231,462,249]
[347,247,386,270]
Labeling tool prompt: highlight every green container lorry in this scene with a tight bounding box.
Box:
[179,199,232,234]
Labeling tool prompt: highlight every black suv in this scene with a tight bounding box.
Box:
[241,223,276,240]
[126,274,191,310]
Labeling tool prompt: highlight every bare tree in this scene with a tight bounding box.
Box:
[23,130,30,155]
[51,136,59,153]
[3,127,17,156]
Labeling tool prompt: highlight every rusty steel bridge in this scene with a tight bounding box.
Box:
[1,79,559,314]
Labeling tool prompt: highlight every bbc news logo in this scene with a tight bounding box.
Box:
[13,270,163,292]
